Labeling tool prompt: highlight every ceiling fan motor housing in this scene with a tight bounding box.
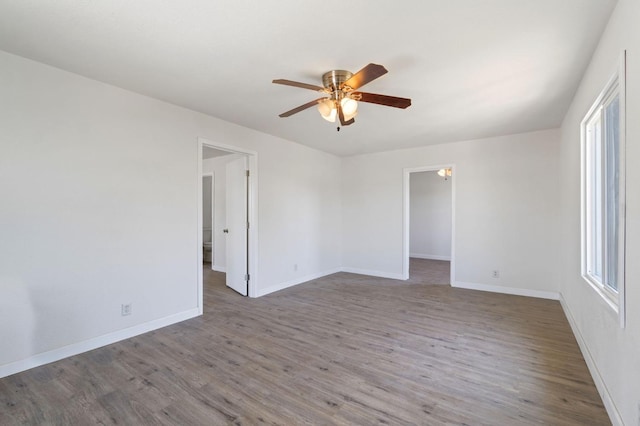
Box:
[322,70,353,92]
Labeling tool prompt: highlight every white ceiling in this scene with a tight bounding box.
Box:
[0,0,616,156]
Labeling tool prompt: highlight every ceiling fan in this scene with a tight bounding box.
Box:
[273,63,411,129]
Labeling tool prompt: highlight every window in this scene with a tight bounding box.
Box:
[581,52,626,327]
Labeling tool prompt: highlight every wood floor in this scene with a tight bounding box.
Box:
[0,262,609,425]
[406,258,450,285]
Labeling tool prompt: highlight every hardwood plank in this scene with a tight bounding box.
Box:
[0,260,610,425]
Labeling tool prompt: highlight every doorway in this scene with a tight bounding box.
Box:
[202,173,214,265]
[197,138,258,308]
[403,165,455,283]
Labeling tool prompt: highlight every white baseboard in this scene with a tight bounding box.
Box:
[452,281,559,300]
[0,308,200,379]
[410,253,451,261]
[212,264,226,273]
[256,267,342,297]
[340,267,405,281]
[559,294,622,426]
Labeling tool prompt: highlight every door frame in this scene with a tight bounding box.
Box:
[402,165,456,283]
[197,137,259,308]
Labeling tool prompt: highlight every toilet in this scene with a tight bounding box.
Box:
[203,241,213,263]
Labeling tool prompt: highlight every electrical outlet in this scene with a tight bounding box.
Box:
[121,303,132,316]
[492,270,500,278]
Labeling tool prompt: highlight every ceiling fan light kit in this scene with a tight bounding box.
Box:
[437,168,452,180]
[273,63,411,130]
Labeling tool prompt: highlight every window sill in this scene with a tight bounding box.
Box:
[582,274,619,314]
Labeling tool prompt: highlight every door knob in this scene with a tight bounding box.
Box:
[223,229,229,233]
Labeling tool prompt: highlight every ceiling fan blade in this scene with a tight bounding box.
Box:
[272,79,324,91]
[338,104,355,126]
[355,92,412,109]
[278,98,326,117]
[342,63,388,90]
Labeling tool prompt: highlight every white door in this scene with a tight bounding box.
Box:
[225,156,248,295]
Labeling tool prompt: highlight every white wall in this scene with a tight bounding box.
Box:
[0,50,342,377]
[409,171,452,260]
[558,0,640,424]
[256,141,343,295]
[202,154,242,271]
[342,129,560,297]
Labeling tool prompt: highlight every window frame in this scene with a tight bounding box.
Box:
[580,51,626,328]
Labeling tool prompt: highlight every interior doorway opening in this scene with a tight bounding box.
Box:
[403,165,455,284]
[197,138,258,310]
[202,174,214,265]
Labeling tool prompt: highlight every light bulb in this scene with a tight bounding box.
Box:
[317,99,332,116]
[325,108,337,122]
[340,97,358,115]
[437,169,446,177]
[317,99,337,122]
[340,97,358,116]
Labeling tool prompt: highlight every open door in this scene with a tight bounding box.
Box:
[225,156,249,296]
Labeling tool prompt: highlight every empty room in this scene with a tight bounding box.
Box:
[1,1,638,424]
